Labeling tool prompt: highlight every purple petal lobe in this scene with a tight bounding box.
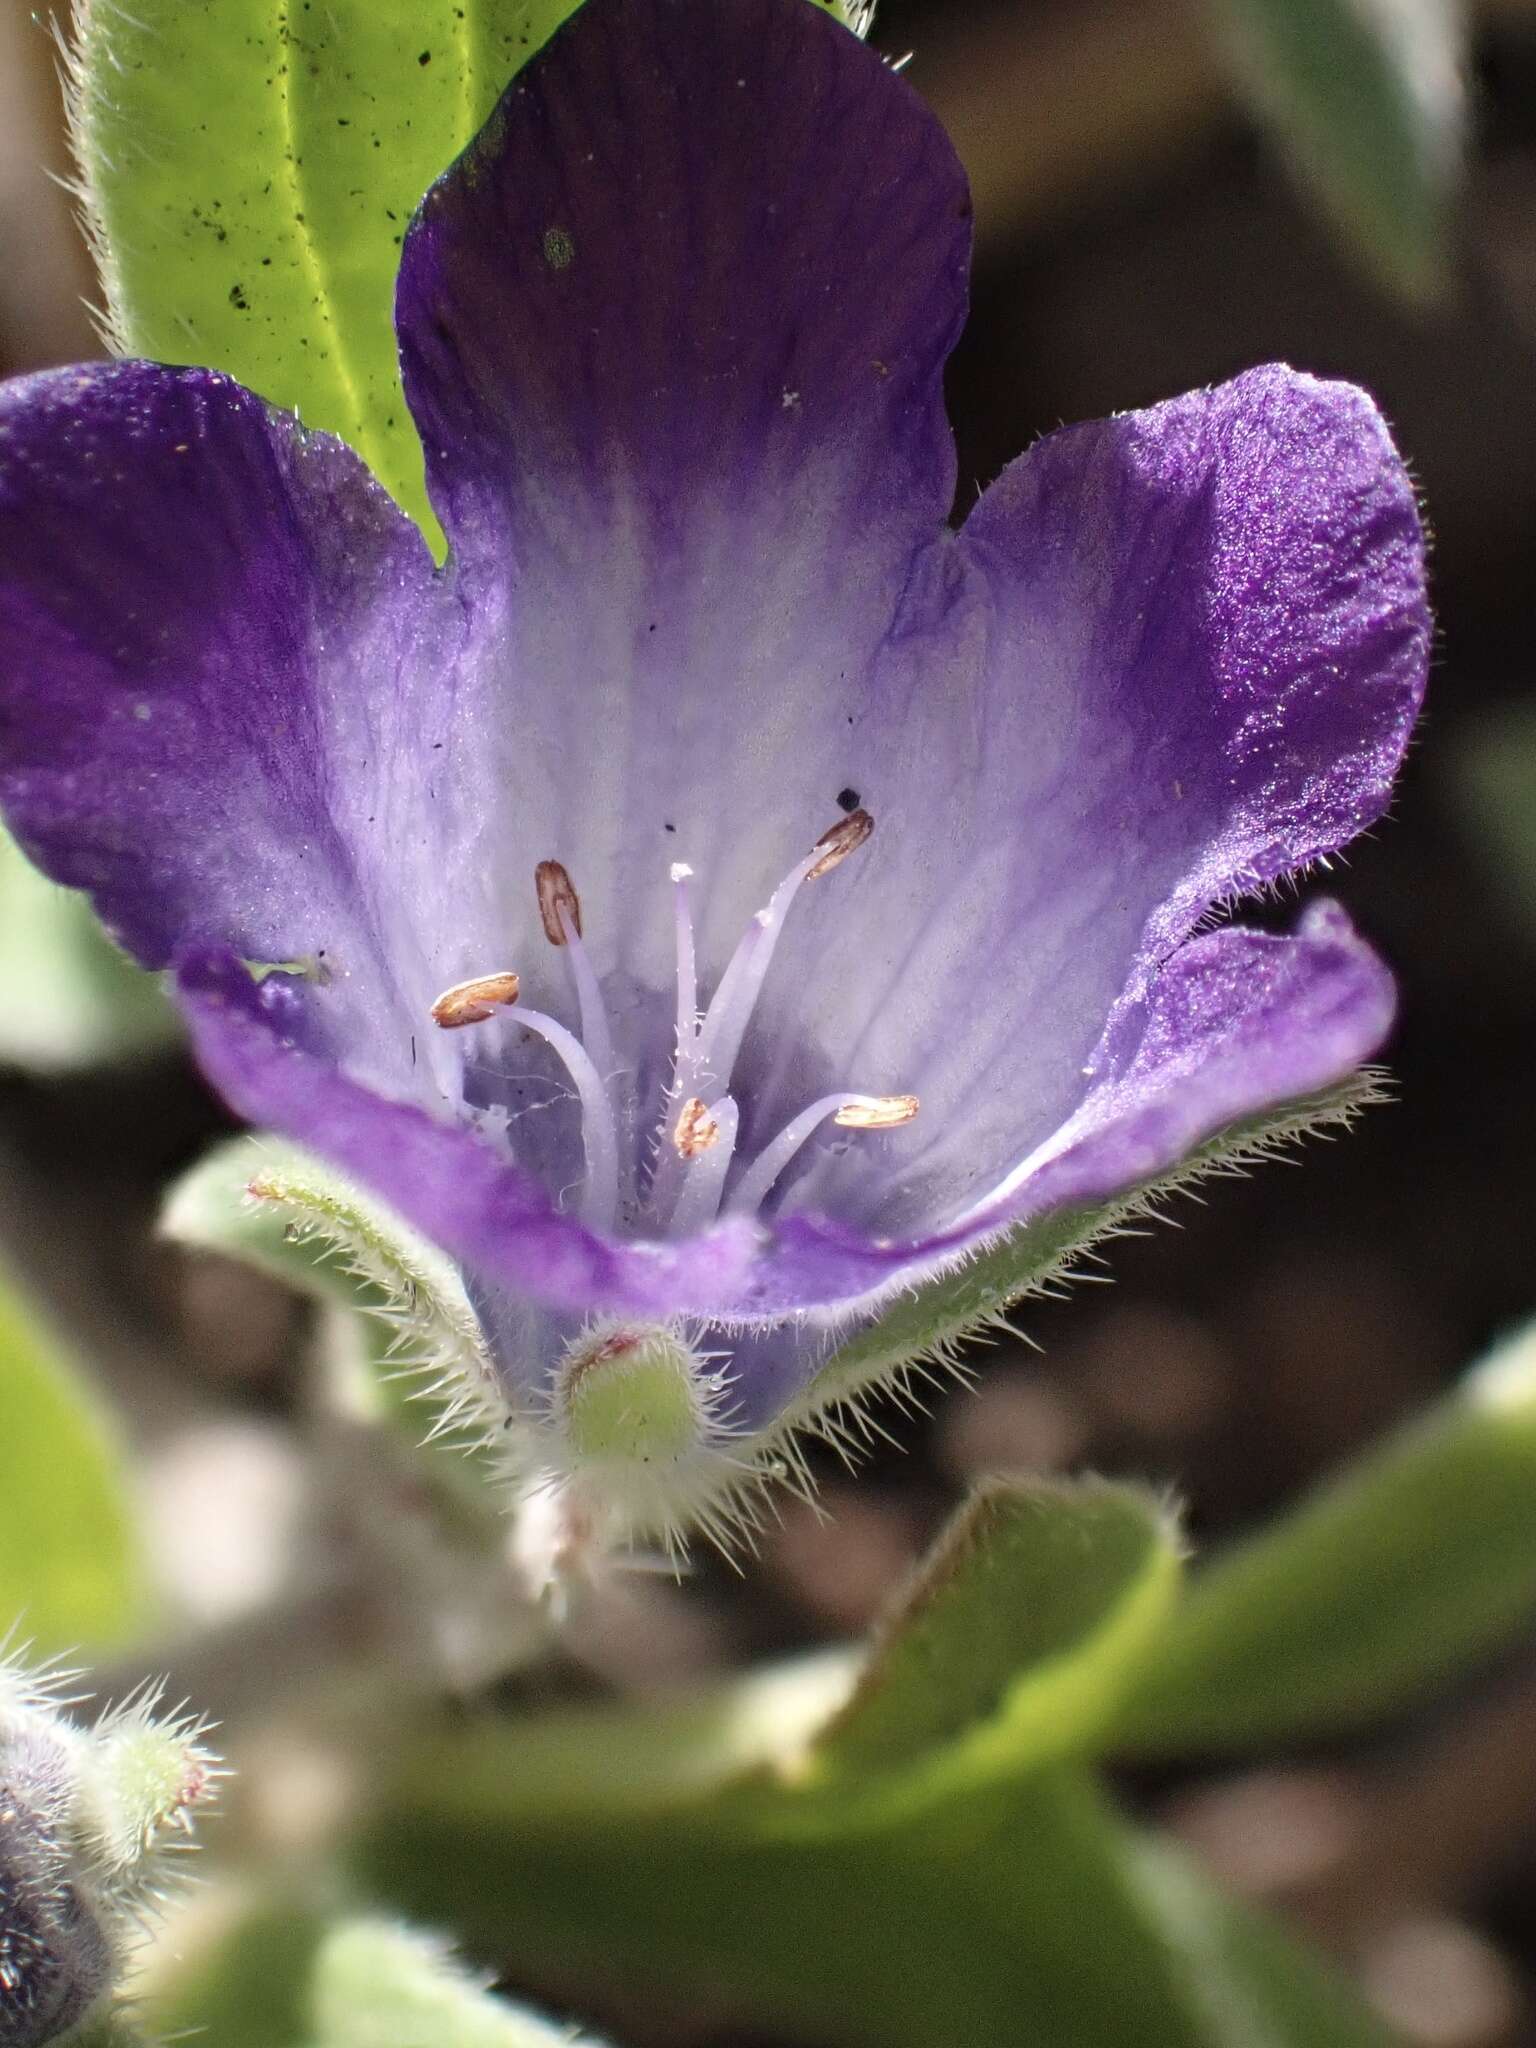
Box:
[0,362,445,1077]
[755,367,1428,1234]
[400,0,967,573]
[961,364,1427,932]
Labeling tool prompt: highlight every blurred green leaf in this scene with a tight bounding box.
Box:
[1217,0,1463,303]
[72,0,870,544]
[360,1753,1389,2048]
[0,1265,146,1654]
[152,1905,613,2048]
[356,1481,1387,2048]
[151,1902,323,2048]
[1113,1319,1536,1753]
[806,1477,1182,1806]
[0,833,172,1072]
[1448,700,1536,943]
[309,1917,614,2047]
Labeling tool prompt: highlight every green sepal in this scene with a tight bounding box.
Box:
[1113,1317,1536,1753]
[0,834,172,1073]
[70,0,872,548]
[160,1134,500,1445]
[0,1265,147,1654]
[1216,0,1463,304]
[796,1077,1378,1445]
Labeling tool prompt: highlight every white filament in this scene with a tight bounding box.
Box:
[691,851,819,1092]
[728,1093,875,1218]
[510,1005,620,1234]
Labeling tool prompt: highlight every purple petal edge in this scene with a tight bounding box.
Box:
[177,907,1391,1327]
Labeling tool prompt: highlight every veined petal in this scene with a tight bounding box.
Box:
[392,0,971,987]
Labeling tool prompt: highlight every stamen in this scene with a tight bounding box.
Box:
[430,972,520,1028]
[671,863,698,1059]
[534,863,623,1197]
[834,1093,919,1129]
[535,860,582,945]
[729,1089,919,1218]
[669,1096,739,1238]
[673,1096,721,1159]
[431,969,618,1234]
[805,806,873,881]
[694,809,874,1096]
[509,1006,621,1235]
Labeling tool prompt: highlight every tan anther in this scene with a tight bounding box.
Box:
[672,1095,723,1158]
[834,1093,919,1129]
[806,807,874,881]
[430,971,521,1028]
[536,859,583,944]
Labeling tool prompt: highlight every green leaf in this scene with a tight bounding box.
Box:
[805,1476,1182,1806]
[1127,1837,1398,2048]
[71,0,872,545]
[149,1901,324,2048]
[0,1265,146,1654]
[0,833,172,1072]
[1114,1318,1536,1753]
[1217,0,1464,303]
[355,1485,1385,2047]
[360,1754,1389,2048]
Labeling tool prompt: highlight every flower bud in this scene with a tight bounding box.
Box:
[0,1643,220,2046]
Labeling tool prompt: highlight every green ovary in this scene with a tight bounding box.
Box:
[561,1328,706,1466]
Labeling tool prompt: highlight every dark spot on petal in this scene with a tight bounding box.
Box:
[836,786,860,813]
[228,283,248,310]
[418,48,432,63]
[664,821,676,833]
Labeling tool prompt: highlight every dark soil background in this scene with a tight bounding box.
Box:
[3,0,1536,2041]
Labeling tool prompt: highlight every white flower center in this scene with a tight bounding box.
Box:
[430,809,917,1238]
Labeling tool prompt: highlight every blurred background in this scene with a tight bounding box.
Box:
[2,0,1536,2041]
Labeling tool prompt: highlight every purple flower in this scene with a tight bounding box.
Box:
[0,0,1426,1540]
